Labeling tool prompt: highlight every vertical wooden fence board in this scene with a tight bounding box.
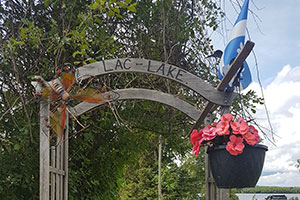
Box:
[51,147,55,200]
[56,145,61,200]
[40,101,50,200]
[60,142,63,200]
[217,189,230,200]
[63,113,69,200]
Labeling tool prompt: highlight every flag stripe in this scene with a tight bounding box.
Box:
[228,20,247,42]
[234,0,249,24]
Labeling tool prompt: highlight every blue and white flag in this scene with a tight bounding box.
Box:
[218,0,252,89]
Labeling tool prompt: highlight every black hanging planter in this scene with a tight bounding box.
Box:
[207,144,268,188]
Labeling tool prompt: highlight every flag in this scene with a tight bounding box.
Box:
[218,0,252,89]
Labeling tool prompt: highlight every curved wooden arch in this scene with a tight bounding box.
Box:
[70,88,201,120]
[76,58,230,106]
[37,41,255,200]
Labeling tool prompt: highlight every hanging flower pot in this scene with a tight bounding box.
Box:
[190,113,268,188]
[207,144,268,188]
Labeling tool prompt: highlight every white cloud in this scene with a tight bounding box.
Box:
[246,65,300,187]
[258,171,300,187]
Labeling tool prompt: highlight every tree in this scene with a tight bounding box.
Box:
[0,0,137,199]
[116,0,222,198]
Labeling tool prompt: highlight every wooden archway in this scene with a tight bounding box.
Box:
[35,41,254,200]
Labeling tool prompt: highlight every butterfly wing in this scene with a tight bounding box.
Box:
[72,88,104,103]
[41,87,60,101]
[50,103,66,142]
[60,73,75,92]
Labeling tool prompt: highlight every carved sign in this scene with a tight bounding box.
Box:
[76,58,231,106]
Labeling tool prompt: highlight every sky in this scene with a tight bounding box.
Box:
[210,0,300,187]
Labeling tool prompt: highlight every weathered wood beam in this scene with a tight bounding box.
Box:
[75,58,233,106]
[192,41,255,129]
[40,101,50,200]
[63,113,69,200]
[69,88,201,120]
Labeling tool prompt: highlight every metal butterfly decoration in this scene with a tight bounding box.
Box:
[34,66,119,142]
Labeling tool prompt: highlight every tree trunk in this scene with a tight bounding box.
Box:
[158,135,163,200]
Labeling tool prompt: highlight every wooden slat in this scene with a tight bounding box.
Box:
[56,145,61,200]
[49,166,66,176]
[50,147,55,200]
[192,41,255,129]
[70,88,201,120]
[60,142,63,200]
[63,113,69,200]
[40,101,50,200]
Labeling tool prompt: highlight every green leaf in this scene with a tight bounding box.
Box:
[20,27,26,39]
[9,38,24,45]
[72,51,81,58]
[108,9,115,16]
[90,2,99,10]
[14,144,20,150]
[100,0,106,6]
[85,58,97,63]
[44,0,50,7]
[111,7,120,14]
[127,4,136,12]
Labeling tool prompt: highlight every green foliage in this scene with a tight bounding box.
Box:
[0,0,137,199]
[231,90,264,116]
[68,108,146,199]
[237,186,300,194]
[120,150,206,200]
[0,0,254,199]
[229,189,239,200]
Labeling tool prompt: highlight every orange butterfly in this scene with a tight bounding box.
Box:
[35,66,118,142]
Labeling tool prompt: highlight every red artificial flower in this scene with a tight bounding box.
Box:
[230,117,249,135]
[215,121,230,136]
[221,113,234,122]
[249,125,260,143]
[243,132,258,145]
[226,135,245,155]
[192,141,201,156]
[190,113,262,157]
[190,129,204,145]
[249,125,258,134]
[202,125,217,141]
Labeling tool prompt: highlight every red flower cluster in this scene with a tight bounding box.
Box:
[190,114,260,156]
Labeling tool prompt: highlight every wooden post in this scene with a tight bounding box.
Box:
[201,41,255,200]
[63,112,69,199]
[50,146,55,200]
[40,101,50,200]
[205,113,216,200]
[205,113,230,200]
